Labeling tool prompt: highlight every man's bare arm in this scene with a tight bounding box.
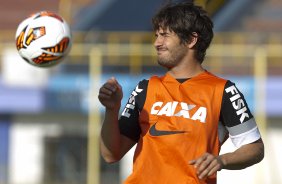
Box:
[98,77,136,163]
[189,139,264,179]
[100,108,136,163]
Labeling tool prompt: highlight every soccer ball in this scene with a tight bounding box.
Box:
[15,11,72,67]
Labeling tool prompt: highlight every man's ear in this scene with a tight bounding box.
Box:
[188,32,198,49]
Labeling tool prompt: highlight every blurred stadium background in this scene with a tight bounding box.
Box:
[0,0,282,184]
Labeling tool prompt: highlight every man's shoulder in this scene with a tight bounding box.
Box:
[204,71,227,82]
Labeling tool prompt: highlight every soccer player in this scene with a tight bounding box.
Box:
[98,2,264,184]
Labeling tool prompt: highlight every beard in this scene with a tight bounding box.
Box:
[157,56,175,69]
[157,46,187,69]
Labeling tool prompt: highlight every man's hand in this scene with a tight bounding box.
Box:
[98,77,123,110]
[189,153,224,180]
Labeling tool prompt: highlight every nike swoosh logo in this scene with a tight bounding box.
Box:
[149,123,186,136]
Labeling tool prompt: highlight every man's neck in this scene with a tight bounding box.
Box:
[168,63,205,79]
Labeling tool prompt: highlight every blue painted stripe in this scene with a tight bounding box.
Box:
[0,118,9,182]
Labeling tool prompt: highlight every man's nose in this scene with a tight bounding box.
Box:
[154,36,163,48]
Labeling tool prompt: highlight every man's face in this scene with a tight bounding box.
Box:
[154,28,188,69]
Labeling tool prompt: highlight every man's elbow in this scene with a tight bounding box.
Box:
[256,142,265,163]
[252,139,265,165]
